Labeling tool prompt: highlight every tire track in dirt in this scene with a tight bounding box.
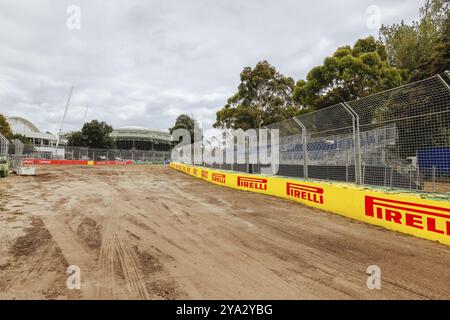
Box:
[98,210,116,299]
[97,180,149,300]
[109,175,305,298]
[115,235,149,299]
[1,215,80,299]
[101,177,193,299]
[42,216,99,299]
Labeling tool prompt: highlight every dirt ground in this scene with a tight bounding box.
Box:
[0,165,449,300]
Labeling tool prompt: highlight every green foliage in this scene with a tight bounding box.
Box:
[293,36,406,110]
[379,0,449,81]
[169,114,201,143]
[67,120,115,149]
[0,163,8,178]
[0,114,12,138]
[214,60,301,130]
[67,131,85,147]
[421,10,450,77]
[9,134,31,144]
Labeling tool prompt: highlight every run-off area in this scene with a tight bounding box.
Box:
[0,165,449,299]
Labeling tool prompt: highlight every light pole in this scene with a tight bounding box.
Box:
[56,86,74,148]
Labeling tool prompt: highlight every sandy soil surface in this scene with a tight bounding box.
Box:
[0,165,449,300]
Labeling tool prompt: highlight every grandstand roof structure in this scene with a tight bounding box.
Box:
[111,126,172,142]
[6,116,56,141]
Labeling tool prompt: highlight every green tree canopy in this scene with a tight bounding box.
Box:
[214,60,301,130]
[0,114,12,138]
[293,36,407,110]
[379,0,449,81]
[9,134,31,144]
[428,14,450,75]
[169,114,201,143]
[67,120,115,149]
[66,131,85,147]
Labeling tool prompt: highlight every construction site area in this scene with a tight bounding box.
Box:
[0,164,449,300]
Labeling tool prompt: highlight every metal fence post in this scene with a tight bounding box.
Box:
[230,139,234,171]
[437,73,450,91]
[432,166,436,192]
[246,136,249,173]
[343,102,362,185]
[292,117,308,179]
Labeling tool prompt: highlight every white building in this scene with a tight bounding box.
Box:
[7,116,57,146]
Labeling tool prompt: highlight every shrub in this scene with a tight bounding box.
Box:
[0,164,8,178]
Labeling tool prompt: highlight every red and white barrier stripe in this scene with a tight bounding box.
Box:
[21,159,134,165]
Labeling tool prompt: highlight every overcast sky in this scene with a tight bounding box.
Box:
[0,0,424,134]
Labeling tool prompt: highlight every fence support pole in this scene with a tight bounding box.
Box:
[293,117,308,179]
[445,70,450,82]
[437,73,450,91]
[342,103,362,185]
[432,166,436,192]
[230,139,234,171]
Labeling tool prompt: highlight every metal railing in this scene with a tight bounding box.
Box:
[0,133,9,157]
[174,73,450,194]
[6,144,171,163]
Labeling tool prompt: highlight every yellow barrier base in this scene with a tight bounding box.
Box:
[170,162,450,246]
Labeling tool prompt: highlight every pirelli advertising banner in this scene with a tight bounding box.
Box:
[170,162,450,246]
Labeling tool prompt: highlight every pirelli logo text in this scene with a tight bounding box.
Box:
[237,176,267,191]
[201,170,208,179]
[212,173,226,184]
[365,196,450,236]
[286,182,324,204]
[187,167,191,174]
[192,168,198,176]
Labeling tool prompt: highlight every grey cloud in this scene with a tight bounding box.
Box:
[0,0,423,133]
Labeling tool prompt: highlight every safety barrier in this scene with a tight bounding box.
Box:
[22,159,134,165]
[92,160,134,165]
[170,162,450,246]
[174,74,450,193]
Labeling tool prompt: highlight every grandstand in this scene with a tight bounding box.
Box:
[111,126,172,152]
